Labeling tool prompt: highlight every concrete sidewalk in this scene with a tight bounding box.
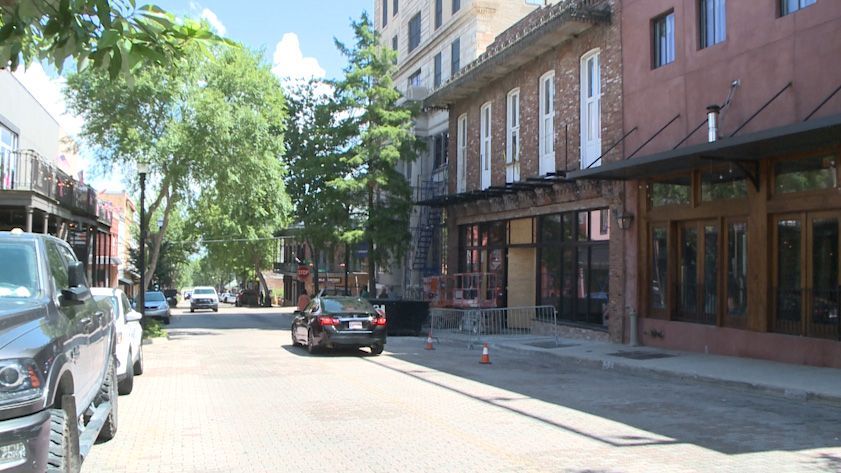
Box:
[431,333,841,405]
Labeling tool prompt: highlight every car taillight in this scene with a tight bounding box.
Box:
[373,316,387,326]
[318,316,339,326]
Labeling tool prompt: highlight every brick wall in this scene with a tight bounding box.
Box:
[443,0,628,343]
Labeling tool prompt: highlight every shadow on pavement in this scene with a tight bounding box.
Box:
[280,344,378,358]
[367,338,841,457]
[166,311,294,331]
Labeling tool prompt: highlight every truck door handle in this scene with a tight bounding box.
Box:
[80,317,93,326]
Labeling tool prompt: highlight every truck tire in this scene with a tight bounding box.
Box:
[118,350,134,395]
[46,408,79,473]
[133,346,144,376]
[96,357,118,442]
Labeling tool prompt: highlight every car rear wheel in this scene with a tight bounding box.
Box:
[118,350,134,395]
[133,347,144,376]
[370,343,384,356]
[307,329,319,355]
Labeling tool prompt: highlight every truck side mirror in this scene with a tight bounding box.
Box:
[61,261,91,305]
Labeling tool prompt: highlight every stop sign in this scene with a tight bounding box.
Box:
[297,265,310,279]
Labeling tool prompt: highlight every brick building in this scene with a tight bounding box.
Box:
[571,0,841,367]
[423,0,625,340]
[374,0,541,298]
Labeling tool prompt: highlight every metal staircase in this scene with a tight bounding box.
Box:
[412,177,446,276]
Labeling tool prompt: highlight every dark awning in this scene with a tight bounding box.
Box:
[568,113,841,181]
[416,174,568,207]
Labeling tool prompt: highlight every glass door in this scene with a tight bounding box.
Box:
[676,221,718,325]
[807,212,841,339]
[773,216,804,335]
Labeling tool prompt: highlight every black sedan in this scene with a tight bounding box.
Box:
[291,296,386,355]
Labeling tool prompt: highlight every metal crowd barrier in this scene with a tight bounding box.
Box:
[428,305,559,349]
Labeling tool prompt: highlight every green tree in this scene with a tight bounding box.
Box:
[65,45,289,290]
[0,0,227,78]
[283,79,354,292]
[333,12,420,292]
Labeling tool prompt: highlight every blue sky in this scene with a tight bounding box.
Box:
[156,0,371,80]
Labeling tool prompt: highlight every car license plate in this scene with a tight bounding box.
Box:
[349,321,363,330]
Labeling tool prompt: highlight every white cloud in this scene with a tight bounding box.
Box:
[200,8,226,35]
[271,33,326,80]
[12,63,83,137]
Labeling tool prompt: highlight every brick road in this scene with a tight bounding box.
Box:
[82,306,841,472]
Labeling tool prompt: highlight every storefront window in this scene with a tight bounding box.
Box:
[774,155,837,194]
[811,218,839,327]
[776,219,802,331]
[727,222,747,317]
[678,226,698,315]
[701,168,747,201]
[651,227,668,310]
[538,209,610,326]
[703,225,719,321]
[650,175,691,207]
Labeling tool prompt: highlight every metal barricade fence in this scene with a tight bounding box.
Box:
[428,305,559,349]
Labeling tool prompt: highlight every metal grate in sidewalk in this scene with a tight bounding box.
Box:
[609,351,676,360]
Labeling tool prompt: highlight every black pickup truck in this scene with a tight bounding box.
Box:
[0,231,118,473]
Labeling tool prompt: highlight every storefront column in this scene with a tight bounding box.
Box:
[747,160,770,332]
[43,213,49,235]
[25,207,33,233]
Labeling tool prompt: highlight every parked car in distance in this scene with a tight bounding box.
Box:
[0,230,118,471]
[191,286,219,313]
[291,296,386,355]
[220,292,237,304]
[92,287,144,395]
[144,291,172,324]
[235,289,258,307]
[163,288,179,308]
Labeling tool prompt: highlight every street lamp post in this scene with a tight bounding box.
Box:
[137,162,149,318]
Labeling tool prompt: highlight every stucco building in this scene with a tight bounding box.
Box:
[571,0,841,367]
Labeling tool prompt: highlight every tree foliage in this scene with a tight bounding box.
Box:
[64,44,290,289]
[0,0,228,78]
[282,79,355,290]
[332,12,420,290]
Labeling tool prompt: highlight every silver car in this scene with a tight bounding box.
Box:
[144,291,171,324]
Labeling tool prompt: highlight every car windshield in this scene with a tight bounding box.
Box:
[321,298,374,314]
[0,241,39,299]
[193,288,215,295]
[145,292,166,302]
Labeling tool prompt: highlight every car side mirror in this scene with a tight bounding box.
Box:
[61,261,91,306]
[125,310,142,322]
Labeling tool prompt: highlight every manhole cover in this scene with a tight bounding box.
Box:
[609,351,675,360]
[526,341,578,349]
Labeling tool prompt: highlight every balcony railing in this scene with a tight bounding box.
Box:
[1,149,109,221]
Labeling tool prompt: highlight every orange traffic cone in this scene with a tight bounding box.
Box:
[479,343,491,364]
[424,332,434,350]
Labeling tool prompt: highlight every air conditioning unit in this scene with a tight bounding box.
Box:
[405,85,429,101]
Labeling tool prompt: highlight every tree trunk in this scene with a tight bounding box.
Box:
[143,191,177,291]
[367,185,375,297]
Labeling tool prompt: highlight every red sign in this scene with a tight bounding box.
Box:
[297,265,311,279]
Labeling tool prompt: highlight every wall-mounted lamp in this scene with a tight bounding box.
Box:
[616,211,634,230]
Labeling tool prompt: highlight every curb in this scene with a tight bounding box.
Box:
[492,341,841,406]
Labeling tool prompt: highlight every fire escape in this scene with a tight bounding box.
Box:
[411,173,447,277]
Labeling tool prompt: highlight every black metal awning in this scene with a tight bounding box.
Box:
[416,173,568,207]
[567,112,841,182]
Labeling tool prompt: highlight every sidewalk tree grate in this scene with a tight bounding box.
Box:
[608,351,676,360]
[526,341,578,349]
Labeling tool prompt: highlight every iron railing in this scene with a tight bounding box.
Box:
[772,287,841,340]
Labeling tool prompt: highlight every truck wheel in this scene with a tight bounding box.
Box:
[96,357,118,442]
[118,351,134,395]
[46,408,79,473]
[133,347,144,376]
